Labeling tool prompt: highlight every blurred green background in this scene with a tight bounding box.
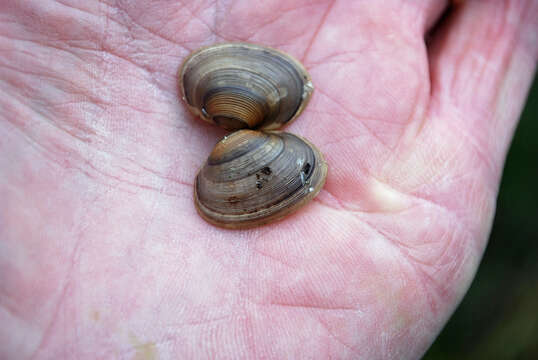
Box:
[424,77,538,359]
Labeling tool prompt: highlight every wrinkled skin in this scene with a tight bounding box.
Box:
[1,0,537,359]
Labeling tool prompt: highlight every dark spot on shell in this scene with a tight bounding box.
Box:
[302,162,311,175]
[228,196,240,203]
[261,166,272,175]
[256,181,263,189]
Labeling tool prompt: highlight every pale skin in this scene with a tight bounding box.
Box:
[0,0,537,359]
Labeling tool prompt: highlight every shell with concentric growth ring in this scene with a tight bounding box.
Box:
[180,43,313,131]
[194,130,327,229]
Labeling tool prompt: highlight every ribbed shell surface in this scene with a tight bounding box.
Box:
[195,130,327,228]
[180,43,313,130]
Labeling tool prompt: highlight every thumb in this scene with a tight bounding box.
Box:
[428,0,537,178]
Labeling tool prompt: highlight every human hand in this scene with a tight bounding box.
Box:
[1,1,536,358]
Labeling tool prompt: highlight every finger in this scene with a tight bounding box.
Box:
[428,0,538,174]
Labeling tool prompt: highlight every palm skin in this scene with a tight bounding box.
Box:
[1,0,537,359]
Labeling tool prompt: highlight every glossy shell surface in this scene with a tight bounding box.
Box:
[195,130,327,229]
[180,43,313,131]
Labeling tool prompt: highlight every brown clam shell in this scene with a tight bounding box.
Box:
[194,130,327,229]
[180,43,313,131]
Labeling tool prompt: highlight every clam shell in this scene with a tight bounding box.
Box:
[180,43,313,131]
[195,130,327,229]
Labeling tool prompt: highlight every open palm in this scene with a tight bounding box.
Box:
[1,1,536,359]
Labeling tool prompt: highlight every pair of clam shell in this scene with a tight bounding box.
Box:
[180,43,327,229]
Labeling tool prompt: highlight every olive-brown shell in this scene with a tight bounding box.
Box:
[180,43,313,131]
[195,130,327,229]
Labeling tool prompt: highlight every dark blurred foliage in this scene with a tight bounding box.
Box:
[424,76,538,360]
